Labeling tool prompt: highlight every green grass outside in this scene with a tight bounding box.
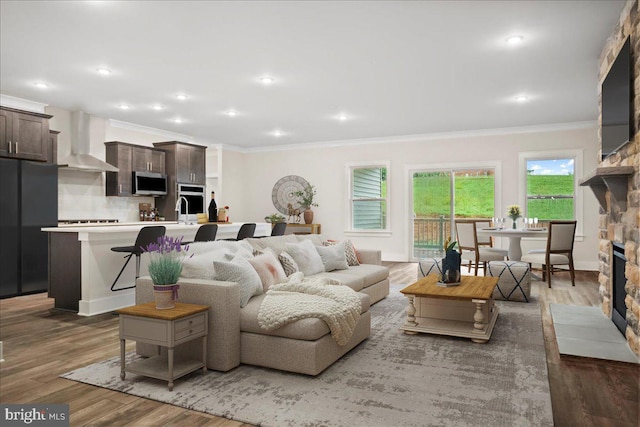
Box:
[410,174,574,220]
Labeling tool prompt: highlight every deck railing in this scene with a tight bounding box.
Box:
[413,216,489,258]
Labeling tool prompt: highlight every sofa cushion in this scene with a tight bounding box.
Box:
[312,271,365,291]
[246,235,298,255]
[285,240,325,276]
[213,256,263,307]
[295,234,324,246]
[248,250,287,292]
[240,292,370,341]
[315,241,349,272]
[340,264,389,288]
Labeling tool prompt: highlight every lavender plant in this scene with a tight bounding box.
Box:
[143,236,191,286]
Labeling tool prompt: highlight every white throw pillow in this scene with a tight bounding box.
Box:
[324,239,360,266]
[315,240,349,271]
[181,248,232,279]
[285,239,325,276]
[213,255,263,307]
[248,251,287,292]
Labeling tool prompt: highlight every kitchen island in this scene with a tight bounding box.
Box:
[42,222,270,316]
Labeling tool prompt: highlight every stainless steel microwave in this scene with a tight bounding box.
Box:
[132,171,168,196]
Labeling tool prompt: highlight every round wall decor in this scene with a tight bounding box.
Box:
[271,175,309,215]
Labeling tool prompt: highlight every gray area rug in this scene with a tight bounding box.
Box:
[62,285,553,426]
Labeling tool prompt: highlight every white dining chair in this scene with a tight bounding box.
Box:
[455,220,508,276]
[521,220,577,288]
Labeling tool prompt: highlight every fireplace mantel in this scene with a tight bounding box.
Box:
[579,166,635,212]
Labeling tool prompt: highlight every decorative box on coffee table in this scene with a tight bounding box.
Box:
[400,274,499,343]
[117,302,209,391]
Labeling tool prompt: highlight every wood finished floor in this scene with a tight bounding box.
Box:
[1,263,638,427]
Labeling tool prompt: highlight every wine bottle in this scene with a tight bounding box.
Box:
[208,191,218,222]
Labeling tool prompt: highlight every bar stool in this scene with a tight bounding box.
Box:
[194,223,218,242]
[222,223,256,241]
[110,226,166,291]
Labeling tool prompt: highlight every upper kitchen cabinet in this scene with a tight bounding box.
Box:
[105,141,133,196]
[132,145,165,174]
[153,141,206,185]
[0,106,52,163]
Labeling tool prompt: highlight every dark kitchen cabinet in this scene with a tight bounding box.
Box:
[0,158,58,298]
[0,107,52,163]
[48,130,59,164]
[154,141,205,185]
[153,141,207,220]
[105,141,133,196]
[132,146,165,174]
[105,141,167,196]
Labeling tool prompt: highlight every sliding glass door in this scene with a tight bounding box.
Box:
[412,168,495,259]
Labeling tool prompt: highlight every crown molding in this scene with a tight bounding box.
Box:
[244,121,597,153]
[108,119,193,142]
[0,94,48,113]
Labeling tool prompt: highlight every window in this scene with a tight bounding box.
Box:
[348,164,388,231]
[526,158,575,220]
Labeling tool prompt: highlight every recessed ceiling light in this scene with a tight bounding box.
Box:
[174,118,183,124]
[33,82,48,89]
[271,129,283,137]
[506,35,524,45]
[176,94,188,101]
[260,76,275,85]
[96,68,111,76]
[515,95,529,103]
[225,110,238,117]
[337,113,348,121]
[151,104,163,110]
[119,104,130,110]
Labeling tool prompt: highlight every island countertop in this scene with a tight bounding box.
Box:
[43,222,270,316]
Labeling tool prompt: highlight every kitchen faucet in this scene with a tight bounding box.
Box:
[174,196,189,225]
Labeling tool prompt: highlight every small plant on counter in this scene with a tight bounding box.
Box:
[143,236,192,286]
[264,213,286,223]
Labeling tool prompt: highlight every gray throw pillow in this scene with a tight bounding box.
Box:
[213,255,263,307]
[315,240,349,271]
[284,239,325,276]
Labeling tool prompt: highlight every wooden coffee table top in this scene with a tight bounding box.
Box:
[400,274,498,301]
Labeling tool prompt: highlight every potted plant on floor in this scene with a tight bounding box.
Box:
[295,184,319,224]
[143,236,191,309]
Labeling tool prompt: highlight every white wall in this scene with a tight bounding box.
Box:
[48,106,155,222]
[238,125,601,269]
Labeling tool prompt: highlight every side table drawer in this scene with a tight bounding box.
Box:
[121,316,167,344]
[175,313,206,342]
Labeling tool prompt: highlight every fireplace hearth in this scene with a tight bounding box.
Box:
[612,242,627,336]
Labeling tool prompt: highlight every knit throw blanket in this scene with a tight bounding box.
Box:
[257,273,362,346]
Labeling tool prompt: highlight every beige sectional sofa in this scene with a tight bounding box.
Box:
[135,234,389,375]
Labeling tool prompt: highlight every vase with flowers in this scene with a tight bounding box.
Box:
[143,235,192,309]
[507,205,522,229]
[294,184,319,224]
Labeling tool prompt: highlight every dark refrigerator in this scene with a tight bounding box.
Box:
[0,158,58,298]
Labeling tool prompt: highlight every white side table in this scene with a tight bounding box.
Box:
[118,302,209,391]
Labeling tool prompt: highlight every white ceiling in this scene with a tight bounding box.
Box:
[0,1,625,149]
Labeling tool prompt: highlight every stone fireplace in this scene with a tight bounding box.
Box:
[593,0,640,357]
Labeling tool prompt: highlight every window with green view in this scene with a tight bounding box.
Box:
[526,158,575,220]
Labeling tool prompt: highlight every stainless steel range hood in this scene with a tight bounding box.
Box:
[58,111,119,172]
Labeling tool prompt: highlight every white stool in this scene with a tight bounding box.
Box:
[418,258,443,279]
[487,261,531,302]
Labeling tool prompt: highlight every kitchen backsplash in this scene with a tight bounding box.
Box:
[58,169,154,222]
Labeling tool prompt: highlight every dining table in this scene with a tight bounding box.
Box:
[475,227,548,261]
